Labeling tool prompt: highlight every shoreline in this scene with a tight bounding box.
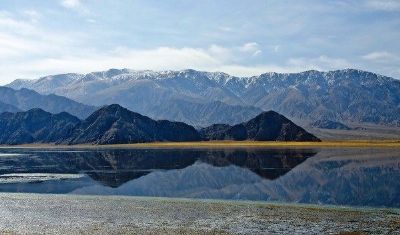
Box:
[1,140,400,149]
[1,192,397,211]
[0,193,398,234]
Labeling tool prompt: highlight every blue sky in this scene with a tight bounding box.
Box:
[0,0,399,84]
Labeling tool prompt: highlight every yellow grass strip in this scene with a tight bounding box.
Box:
[3,140,399,149]
[101,140,400,148]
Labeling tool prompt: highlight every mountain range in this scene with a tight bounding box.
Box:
[7,68,400,127]
[0,101,20,113]
[311,120,352,130]
[200,111,319,141]
[67,104,201,144]
[0,109,80,144]
[0,86,96,119]
[0,104,319,145]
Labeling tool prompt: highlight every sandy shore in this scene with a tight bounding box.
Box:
[0,193,398,234]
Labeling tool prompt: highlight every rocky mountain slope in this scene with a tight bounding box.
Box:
[311,120,352,130]
[7,68,400,126]
[0,104,319,144]
[0,101,20,113]
[0,109,80,144]
[67,104,201,144]
[149,100,262,127]
[0,87,96,119]
[200,111,320,141]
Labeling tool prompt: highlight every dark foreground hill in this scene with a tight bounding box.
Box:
[200,111,320,141]
[66,104,201,144]
[0,104,319,145]
[0,109,80,144]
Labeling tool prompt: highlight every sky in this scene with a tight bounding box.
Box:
[0,0,399,84]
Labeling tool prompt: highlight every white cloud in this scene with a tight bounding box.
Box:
[0,43,357,84]
[219,26,232,32]
[239,42,261,55]
[0,6,398,84]
[0,11,92,83]
[219,55,353,77]
[0,11,78,59]
[0,46,222,83]
[0,32,42,57]
[0,11,36,34]
[22,10,41,23]
[365,0,400,11]
[0,14,361,83]
[60,0,91,15]
[252,50,262,57]
[5,46,223,78]
[362,51,399,61]
[287,55,351,71]
[0,13,393,83]
[0,12,44,58]
[86,18,96,24]
[61,0,81,9]
[215,64,294,77]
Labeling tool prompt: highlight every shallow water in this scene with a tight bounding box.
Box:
[0,147,398,208]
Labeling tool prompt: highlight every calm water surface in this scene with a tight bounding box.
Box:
[0,147,398,208]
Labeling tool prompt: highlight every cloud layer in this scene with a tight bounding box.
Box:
[0,0,399,84]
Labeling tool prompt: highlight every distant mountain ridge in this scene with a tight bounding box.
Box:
[149,100,263,127]
[8,68,400,126]
[0,86,97,119]
[0,101,20,113]
[0,104,319,145]
[311,120,352,130]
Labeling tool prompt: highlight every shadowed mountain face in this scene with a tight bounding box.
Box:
[0,86,96,119]
[0,104,319,144]
[149,100,263,127]
[0,148,315,188]
[0,101,20,113]
[311,120,352,130]
[0,109,80,144]
[200,111,321,141]
[66,104,201,144]
[7,68,400,126]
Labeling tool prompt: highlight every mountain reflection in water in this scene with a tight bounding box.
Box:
[0,148,399,208]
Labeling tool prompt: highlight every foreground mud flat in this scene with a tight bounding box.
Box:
[0,193,398,234]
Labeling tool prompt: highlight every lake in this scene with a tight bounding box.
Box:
[0,147,398,208]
